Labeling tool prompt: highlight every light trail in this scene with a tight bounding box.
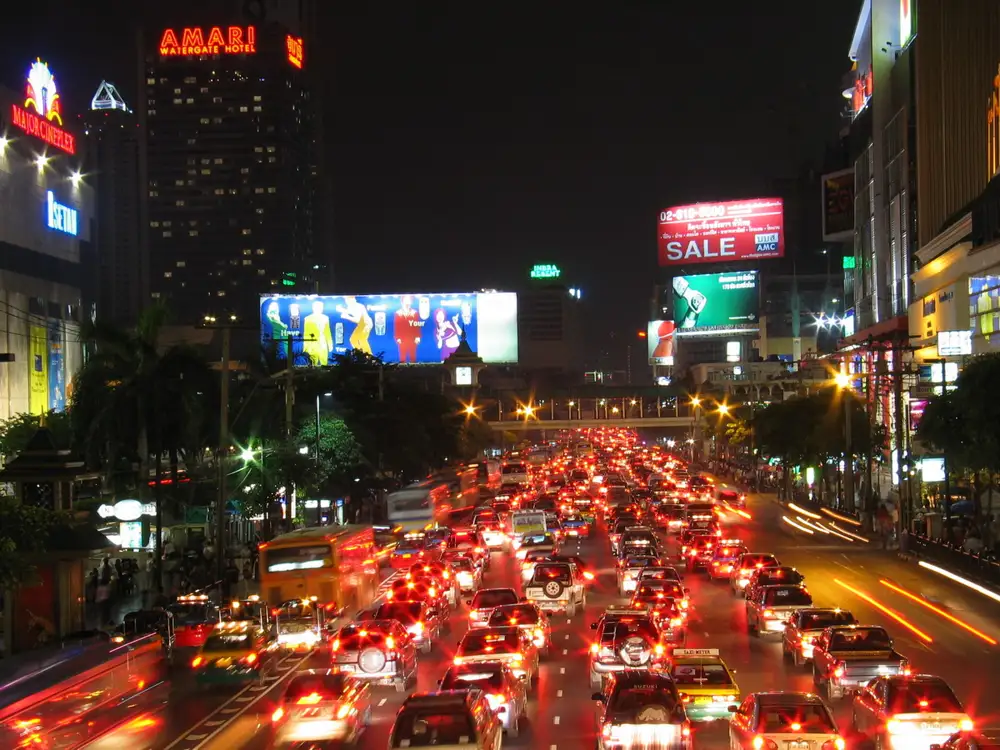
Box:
[782,515,814,534]
[829,522,870,543]
[879,579,997,645]
[788,503,822,520]
[833,578,933,643]
[918,561,1000,604]
[821,506,863,527]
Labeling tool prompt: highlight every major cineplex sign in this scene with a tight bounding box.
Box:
[658,198,785,266]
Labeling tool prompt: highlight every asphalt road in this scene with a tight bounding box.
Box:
[83,489,1000,749]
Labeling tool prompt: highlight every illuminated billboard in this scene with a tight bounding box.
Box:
[668,271,759,335]
[11,59,75,154]
[158,26,257,56]
[286,36,304,68]
[658,198,784,266]
[261,292,518,366]
[822,168,854,241]
[647,320,675,365]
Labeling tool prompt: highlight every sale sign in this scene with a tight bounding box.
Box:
[658,198,785,266]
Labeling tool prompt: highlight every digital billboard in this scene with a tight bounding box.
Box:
[669,271,759,335]
[658,198,784,266]
[647,320,675,365]
[822,168,854,241]
[260,292,518,366]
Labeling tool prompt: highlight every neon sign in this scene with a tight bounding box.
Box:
[851,65,873,117]
[46,191,78,237]
[158,26,257,56]
[286,35,304,69]
[530,263,561,279]
[10,59,76,155]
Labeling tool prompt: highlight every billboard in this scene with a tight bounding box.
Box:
[647,320,675,365]
[48,320,65,412]
[822,168,855,241]
[658,198,784,266]
[261,292,518,366]
[668,271,759,335]
[28,326,47,416]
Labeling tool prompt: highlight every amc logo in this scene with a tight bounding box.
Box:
[754,232,779,252]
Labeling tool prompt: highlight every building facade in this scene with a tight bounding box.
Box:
[81,82,144,327]
[0,62,90,420]
[139,21,320,325]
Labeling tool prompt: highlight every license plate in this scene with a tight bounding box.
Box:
[788,742,808,750]
[921,724,941,732]
[694,697,712,704]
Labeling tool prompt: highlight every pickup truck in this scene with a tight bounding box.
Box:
[810,625,909,701]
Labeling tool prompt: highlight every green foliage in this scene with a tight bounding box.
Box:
[458,417,496,460]
[295,414,367,495]
[0,498,63,589]
[917,353,1000,472]
[0,411,73,458]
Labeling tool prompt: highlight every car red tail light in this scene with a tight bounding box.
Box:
[242,653,258,665]
[821,739,846,750]
[762,609,776,618]
[191,656,204,668]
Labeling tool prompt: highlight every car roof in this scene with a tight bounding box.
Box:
[613,670,677,687]
[402,691,479,707]
[754,692,826,706]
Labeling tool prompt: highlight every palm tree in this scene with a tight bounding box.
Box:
[71,305,215,592]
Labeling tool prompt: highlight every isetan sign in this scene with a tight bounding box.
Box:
[658,198,785,266]
[11,59,75,155]
[158,26,257,56]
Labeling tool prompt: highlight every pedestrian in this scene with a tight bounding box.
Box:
[96,579,112,626]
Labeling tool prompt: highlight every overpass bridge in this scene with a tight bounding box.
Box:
[487,416,695,431]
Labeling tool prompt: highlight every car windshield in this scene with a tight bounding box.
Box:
[460,631,519,654]
[451,558,475,572]
[440,667,505,692]
[641,568,680,581]
[472,590,518,608]
[672,663,732,685]
[756,704,835,733]
[391,710,475,747]
[168,603,212,625]
[886,681,963,713]
[763,588,813,607]
[533,564,572,582]
[608,685,682,722]
[202,633,252,651]
[488,605,539,626]
[285,674,348,701]
[625,556,657,568]
[828,628,892,651]
[525,550,551,562]
[759,569,804,585]
[799,611,855,630]
[741,555,779,568]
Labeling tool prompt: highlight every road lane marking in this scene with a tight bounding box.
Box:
[220,708,239,714]
[564,634,570,639]
[554,716,561,725]
[566,619,571,624]
[204,721,225,727]
[186,735,208,741]
[557,689,563,697]
[235,695,253,702]
[562,649,568,655]
[551,746,558,750]
[560,667,565,673]
[378,698,388,707]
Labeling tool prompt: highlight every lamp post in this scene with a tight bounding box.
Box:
[689,397,703,462]
[315,392,333,468]
[834,372,855,512]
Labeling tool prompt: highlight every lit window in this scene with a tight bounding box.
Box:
[173,88,181,94]
[177,261,186,267]
[257,269,265,276]
[185,98,194,104]
[240,106,248,113]
[151,292,161,298]
[163,230,172,237]
[255,208,264,214]
[214,188,224,195]
[214,158,223,164]
[243,249,252,256]
[217,291,226,297]
[175,200,185,207]
[242,259,252,265]
[254,147,264,153]
[254,187,264,194]
[201,169,211,175]
[172,98,181,104]
[183,77,196,84]
[241,229,252,235]
[164,271,173,278]
[189,230,199,237]
[240,168,250,174]
[254,96,262,102]
[175,179,184,186]
[266,146,276,153]
[253,106,262,112]
[255,249,266,255]
[150,221,160,227]
[268,187,276,193]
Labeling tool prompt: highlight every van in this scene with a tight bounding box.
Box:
[509,511,547,549]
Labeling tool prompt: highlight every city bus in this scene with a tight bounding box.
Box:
[386,465,480,530]
[259,525,378,616]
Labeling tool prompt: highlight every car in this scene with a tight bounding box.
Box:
[524,561,587,616]
[636,575,690,612]
[390,532,432,569]
[520,548,557,584]
[449,556,482,593]
[744,566,806,603]
[386,577,450,623]
[592,671,693,750]
[486,602,553,656]
[477,520,508,549]
[657,505,686,533]
[589,608,668,688]
[408,561,460,608]
[388,691,502,749]
[560,513,591,538]
[271,670,372,747]
[707,540,748,580]
[811,625,909,700]
[453,626,540,686]
[330,619,417,692]
[467,587,520,629]
[638,565,684,586]
[729,691,845,750]
[851,675,972,750]
[619,527,661,556]
[543,553,597,584]
[669,648,741,722]
[629,586,686,643]
[781,608,858,666]
[717,488,746,508]
[372,599,442,654]
[618,554,662,596]
[438,661,528,738]
[929,728,1000,750]
[730,553,781,595]
[678,529,713,559]
[191,621,275,686]
[514,532,559,562]
[684,536,717,572]
[746,585,813,637]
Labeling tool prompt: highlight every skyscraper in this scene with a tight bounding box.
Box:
[139,20,320,325]
[81,81,144,326]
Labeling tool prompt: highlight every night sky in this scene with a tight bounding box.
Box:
[3,1,860,362]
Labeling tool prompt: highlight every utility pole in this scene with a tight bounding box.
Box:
[843,385,855,512]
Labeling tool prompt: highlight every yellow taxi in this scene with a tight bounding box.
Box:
[669,648,740,722]
[192,621,274,686]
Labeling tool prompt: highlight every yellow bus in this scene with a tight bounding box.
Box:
[259,525,378,615]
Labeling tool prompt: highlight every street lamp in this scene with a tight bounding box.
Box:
[834,373,855,511]
[315,392,333,467]
[463,402,478,417]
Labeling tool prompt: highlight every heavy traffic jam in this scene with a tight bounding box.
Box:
[2,429,997,750]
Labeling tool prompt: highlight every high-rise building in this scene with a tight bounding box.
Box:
[80,81,144,326]
[138,20,321,325]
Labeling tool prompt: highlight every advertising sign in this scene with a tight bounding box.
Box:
[158,26,256,56]
[647,320,675,365]
[822,168,855,241]
[28,326,47,416]
[46,191,78,236]
[658,198,784,266]
[11,59,75,155]
[668,271,759,335]
[286,36,304,68]
[938,329,972,356]
[48,321,65,412]
[530,264,561,280]
[261,292,518,366]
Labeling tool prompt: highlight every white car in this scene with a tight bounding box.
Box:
[520,549,556,584]
[524,562,586,617]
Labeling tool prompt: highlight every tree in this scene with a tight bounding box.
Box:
[295,414,367,496]
[0,497,63,590]
[71,305,215,590]
[0,411,73,459]
[457,417,495,460]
